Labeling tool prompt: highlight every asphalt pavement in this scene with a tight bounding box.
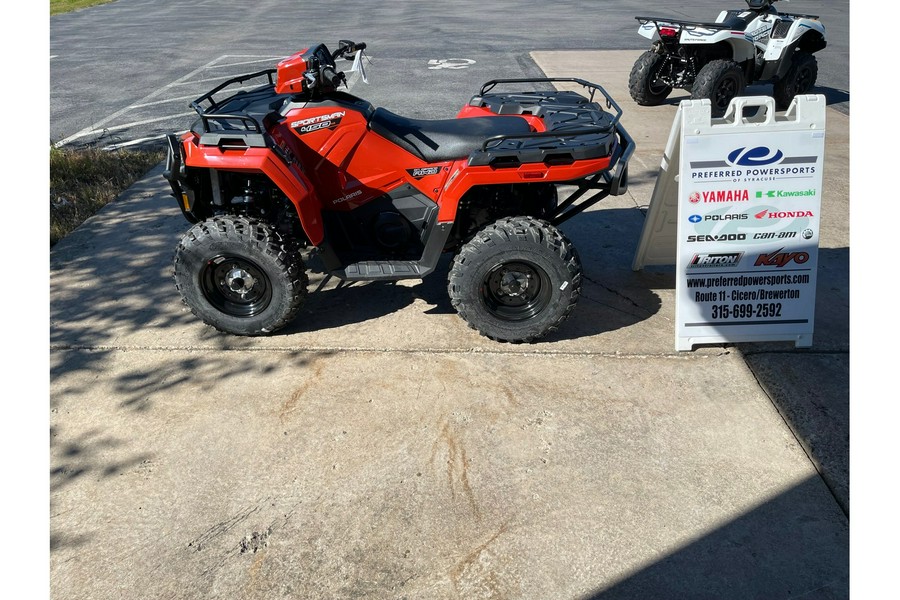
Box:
[49,50,850,599]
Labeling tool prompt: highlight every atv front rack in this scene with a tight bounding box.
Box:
[189,69,280,137]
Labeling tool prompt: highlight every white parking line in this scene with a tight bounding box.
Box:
[207,57,287,69]
[129,95,199,109]
[101,135,165,151]
[53,55,228,147]
[98,112,196,133]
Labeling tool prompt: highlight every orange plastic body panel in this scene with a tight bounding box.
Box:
[181,133,325,246]
[274,49,310,95]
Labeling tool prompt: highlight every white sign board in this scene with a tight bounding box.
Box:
[633,95,826,351]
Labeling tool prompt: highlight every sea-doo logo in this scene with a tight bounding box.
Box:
[754,248,810,268]
[687,234,746,243]
[688,215,702,224]
[755,209,815,220]
[802,229,814,240]
[688,252,744,268]
[293,111,346,134]
[727,146,785,167]
[406,167,442,179]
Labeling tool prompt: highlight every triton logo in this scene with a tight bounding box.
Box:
[688,252,744,268]
[727,146,785,167]
[689,215,702,223]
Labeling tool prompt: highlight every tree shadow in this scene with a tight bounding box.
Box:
[583,475,848,599]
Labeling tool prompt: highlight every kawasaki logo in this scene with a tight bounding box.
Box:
[754,248,810,267]
[755,189,817,199]
[755,209,815,219]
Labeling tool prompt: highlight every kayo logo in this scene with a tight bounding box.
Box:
[755,248,810,268]
[727,146,785,167]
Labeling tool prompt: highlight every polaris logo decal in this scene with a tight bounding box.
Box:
[406,167,442,179]
[332,189,362,204]
[293,111,346,134]
[705,213,748,221]
[688,215,702,224]
[754,248,810,268]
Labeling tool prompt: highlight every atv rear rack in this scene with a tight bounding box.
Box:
[635,16,737,31]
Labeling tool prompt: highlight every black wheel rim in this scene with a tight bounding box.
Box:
[200,254,272,318]
[481,260,552,322]
[714,74,740,111]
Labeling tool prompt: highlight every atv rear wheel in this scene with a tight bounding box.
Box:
[174,216,308,336]
[773,51,818,110]
[629,51,674,106]
[448,216,582,343]
[692,59,746,117]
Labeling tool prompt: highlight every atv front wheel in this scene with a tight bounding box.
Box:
[692,59,746,117]
[448,216,582,343]
[174,216,308,336]
[629,51,674,106]
[773,51,818,110]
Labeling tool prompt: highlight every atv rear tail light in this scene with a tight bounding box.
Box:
[659,27,678,37]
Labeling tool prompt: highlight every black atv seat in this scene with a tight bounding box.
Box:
[719,7,776,30]
[368,107,532,162]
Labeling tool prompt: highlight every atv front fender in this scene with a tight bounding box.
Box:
[181,140,325,246]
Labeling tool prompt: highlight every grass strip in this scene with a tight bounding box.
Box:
[50,146,166,246]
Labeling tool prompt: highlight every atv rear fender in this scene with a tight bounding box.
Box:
[165,133,325,246]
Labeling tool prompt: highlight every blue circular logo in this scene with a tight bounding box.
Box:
[689,215,702,223]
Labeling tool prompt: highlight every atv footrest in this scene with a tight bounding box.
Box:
[340,260,425,281]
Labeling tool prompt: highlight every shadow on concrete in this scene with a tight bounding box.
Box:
[652,84,849,113]
[583,475,849,599]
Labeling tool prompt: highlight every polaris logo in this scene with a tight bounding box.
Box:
[754,248,810,268]
[755,209,815,220]
[689,215,702,223]
[689,252,744,268]
[727,146,784,167]
[705,213,748,221]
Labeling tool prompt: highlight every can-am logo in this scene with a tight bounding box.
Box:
[727,146,784,167]
[406,167,442,179]
[293,111,346,134]
[754,248,810,268]
[690,189,750,203]
[688,252,744,268]
[755,209,815,220]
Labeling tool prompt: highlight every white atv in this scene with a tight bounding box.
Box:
[628,0,826,116]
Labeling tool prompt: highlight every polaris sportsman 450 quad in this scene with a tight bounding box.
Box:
[629,0,826,116]
[163,40,633,343]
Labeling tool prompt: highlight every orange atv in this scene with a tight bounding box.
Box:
[163,40,633,342]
